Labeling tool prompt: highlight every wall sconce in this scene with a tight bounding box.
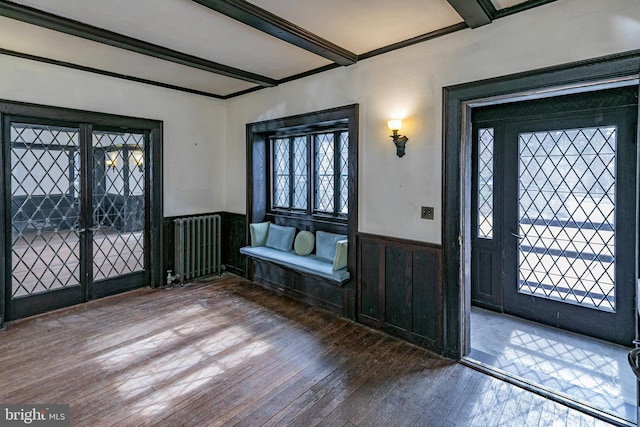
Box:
[105,151,118,169]
[131,150,144,172]
[387,119,409,158]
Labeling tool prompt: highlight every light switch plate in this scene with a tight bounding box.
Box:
[421,206,434,220]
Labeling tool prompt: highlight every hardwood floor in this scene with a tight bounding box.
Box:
[0,274,616,426]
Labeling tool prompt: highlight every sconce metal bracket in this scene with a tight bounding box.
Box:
[390,130,409,158]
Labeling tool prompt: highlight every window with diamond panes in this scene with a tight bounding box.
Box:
[315,133,335,213]
[517,126,616,312]
[272,137,307,210]
[273,138,290,208]
[339,133,349,215]
[477,128,494,239]
[292,137,308,210]
[270,130,348,217]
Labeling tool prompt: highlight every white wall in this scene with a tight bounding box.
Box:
[0,55,226,217]
[1,0,638,237]
[224,0,640,244]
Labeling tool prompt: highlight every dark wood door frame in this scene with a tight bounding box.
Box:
[0,99,163,327]
[471,90,638,345]
[443,49,640,360]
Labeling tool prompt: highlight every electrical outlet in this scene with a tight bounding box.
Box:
[421,206,434,220]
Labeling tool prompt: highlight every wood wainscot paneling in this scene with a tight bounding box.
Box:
[248,258,348,316]
[221,212,247,276]
[358,233,443,353]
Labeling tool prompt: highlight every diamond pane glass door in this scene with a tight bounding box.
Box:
[518,127,616,311]
[92,131,145,281]
[10,123,81,298]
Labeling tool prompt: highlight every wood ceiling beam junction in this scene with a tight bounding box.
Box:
[446,0,492,28]
[191,0,358,66]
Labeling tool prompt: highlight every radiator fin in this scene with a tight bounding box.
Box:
[174,214,222,285]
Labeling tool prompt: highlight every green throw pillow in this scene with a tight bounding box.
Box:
[249,221,270,247]
[294,231,315,256]
[332,239,348,270]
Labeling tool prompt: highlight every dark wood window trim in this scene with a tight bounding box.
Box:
[443,49,640,360]
[247,104,358,228]
[247,104,359,317]
[269,126,349,222]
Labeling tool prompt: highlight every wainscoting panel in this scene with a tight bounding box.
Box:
[385,245,410,331]
[359,239,382,321]
[221,212,247,277]
[358,233,443,353]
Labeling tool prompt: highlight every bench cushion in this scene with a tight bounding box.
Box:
[240,246,350,284]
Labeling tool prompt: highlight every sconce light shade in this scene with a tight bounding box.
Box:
[105,151,118,169]
[387,119,402,132]
[387,119,409,158]
[132,150,144,171]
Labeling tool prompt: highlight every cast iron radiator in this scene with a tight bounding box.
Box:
[174,214,222,285]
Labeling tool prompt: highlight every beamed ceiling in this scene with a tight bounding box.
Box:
[0,0,558,99]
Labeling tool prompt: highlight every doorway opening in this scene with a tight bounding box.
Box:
[466,83,638,424]
[1,101,163,325]
[443,54,640,426]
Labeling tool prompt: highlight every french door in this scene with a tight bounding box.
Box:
[471,86,638,346]
[3,111,159,321]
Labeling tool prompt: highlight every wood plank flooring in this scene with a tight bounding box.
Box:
[0,274,616,426]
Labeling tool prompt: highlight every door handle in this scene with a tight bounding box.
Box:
[71,227,100,233]
[511,232,524,240]
[628,348,640,380]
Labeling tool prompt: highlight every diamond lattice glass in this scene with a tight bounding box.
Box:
[518,127,616,312]
[339,132,349,214]
[292,137,307,210]
[478,128,494,239]
[10,124,81,297]
[92,131,145,281]
[273,138,290,208]
[315,133,335,212]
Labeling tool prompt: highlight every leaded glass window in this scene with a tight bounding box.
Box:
[270,129,348,217]
[477,128,494,239]
[292,137,307,210]
[315,133,335,212]
[273,138,290,208]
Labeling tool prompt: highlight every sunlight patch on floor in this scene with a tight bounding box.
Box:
[469,307,635,423]
[92,318,271,421]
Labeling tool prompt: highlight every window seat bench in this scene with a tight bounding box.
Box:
[240,246,350,285]
[240,223,352,316]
